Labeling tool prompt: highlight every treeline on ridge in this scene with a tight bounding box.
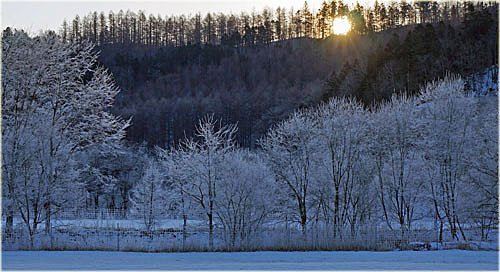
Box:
[47,1,498,148]
[62,0,495,47]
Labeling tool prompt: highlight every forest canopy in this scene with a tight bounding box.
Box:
[54,0,498,148]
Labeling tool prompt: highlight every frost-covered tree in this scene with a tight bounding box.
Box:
[374,94,425,238]
[2,30,42,238]
[464,96,498,240]
[157,147,198,246]
[130,159,167,232]
[2,30,128,240]
[314,98,369,238]
[78,143,149,215]
[178,115,237,248]
[215,149,273,248]
[261,111,318,238]
[367,103,393,230]
[161,144,273,249]
[418,77,474,241]
[112,144,150,216]
[75,142,144,215]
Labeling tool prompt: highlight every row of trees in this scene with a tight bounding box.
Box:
[1,30,129,245]
[131,77,497,248]
[61,1,497,47]
[2,27,497,250]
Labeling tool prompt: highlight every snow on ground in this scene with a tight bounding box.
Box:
[2,250,498,270]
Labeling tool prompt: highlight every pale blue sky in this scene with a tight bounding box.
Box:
[2,0,379,34]
[1,1,311,33]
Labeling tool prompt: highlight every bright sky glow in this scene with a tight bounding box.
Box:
[1,0,386,34]
[332,16,351,35]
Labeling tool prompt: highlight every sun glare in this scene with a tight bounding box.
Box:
[332,16,351,35]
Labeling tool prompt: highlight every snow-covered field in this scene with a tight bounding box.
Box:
[2,250,498,270]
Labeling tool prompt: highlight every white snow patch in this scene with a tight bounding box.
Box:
[2,250,498,270]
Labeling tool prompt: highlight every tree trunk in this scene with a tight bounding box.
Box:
[333,185,340,238]
[94,192,99,218]
[231,226,237,249]
[450,220,458,240]
[29,231,35,250]
[181,188,187,248]
[378,158,392,230]
[300,200,307,243]
[438,223,443,243]
[44,201,51,235]
[182,213,187,248]
[5,210,14,238]
[208,212,214,248]
[5,179,15,238]
[301,219,307,244]
[121,187,129,218]
[457,217,467,241]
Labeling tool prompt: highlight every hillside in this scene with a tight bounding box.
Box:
[100,10,496,148]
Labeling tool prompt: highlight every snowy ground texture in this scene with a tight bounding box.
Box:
[2,250,498,270]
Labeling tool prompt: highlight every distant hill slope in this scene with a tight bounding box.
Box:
[99,13,497,148]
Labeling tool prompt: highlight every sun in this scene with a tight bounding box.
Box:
[332,16,351,35]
